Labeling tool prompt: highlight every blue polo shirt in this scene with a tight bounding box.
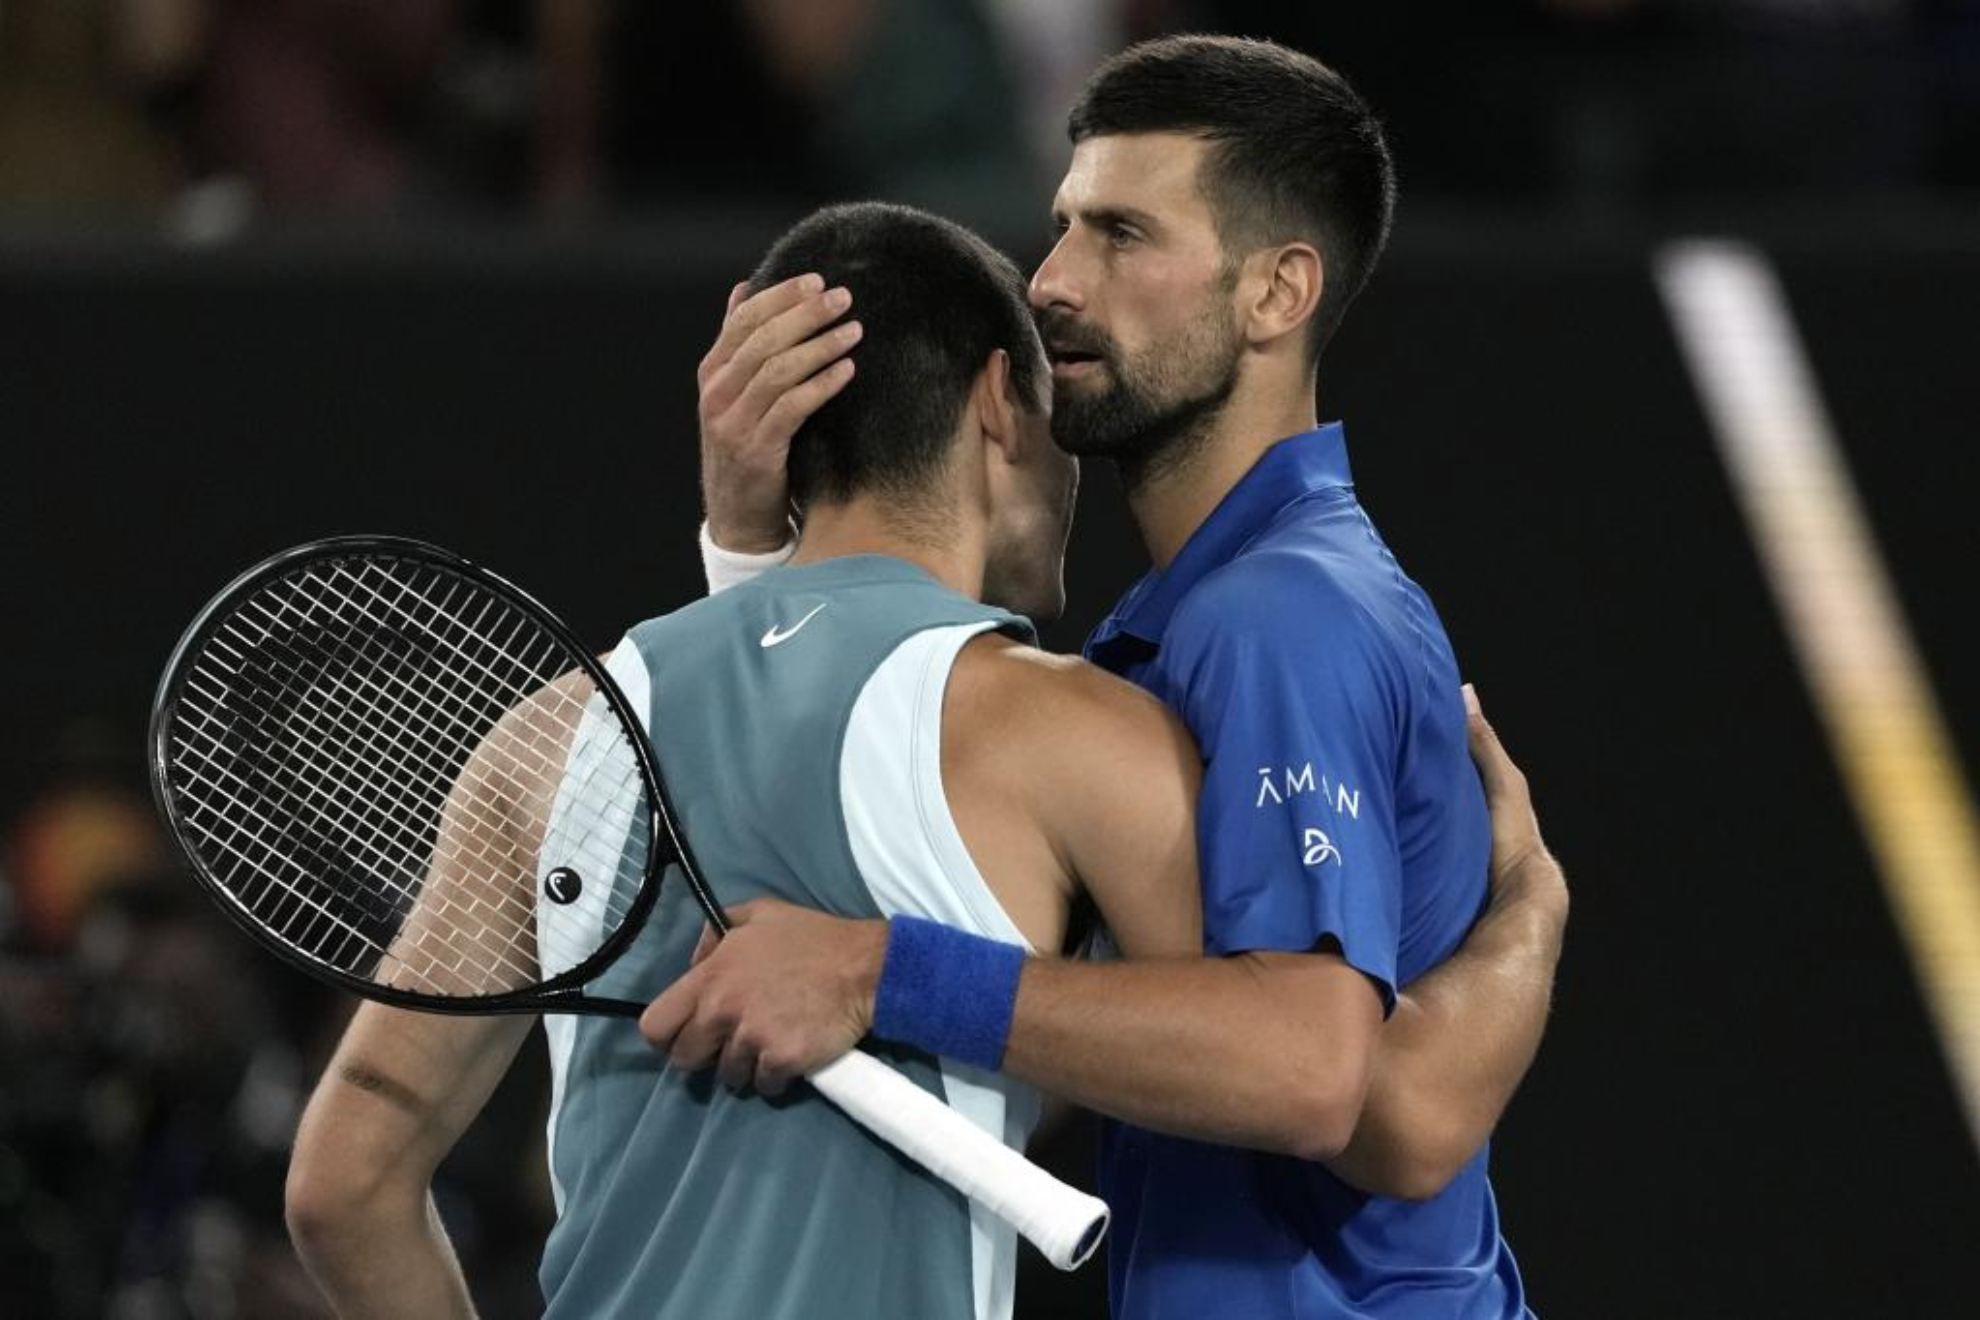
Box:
[1085,425,1529,1319]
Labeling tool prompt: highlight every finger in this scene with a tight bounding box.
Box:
[755,1053,796,1098]
[710,286,854,410]
[668,1009,727,1073]
[639,968,703,1050]
[726,281,749,317]
[716,1034,760,1093]
[756,359,856,444]
[690,920,721,967]
[734,320,863,423]
[722,899,764,928]
[702,274,826,386]
[1464,691,1520,797]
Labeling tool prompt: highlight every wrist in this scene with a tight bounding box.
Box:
[870,917,1025,1070]
[706,512,797,557]
[699,520,796,594]
[848,918,887,1037]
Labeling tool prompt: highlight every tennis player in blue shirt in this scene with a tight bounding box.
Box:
[650,35,1567,1320]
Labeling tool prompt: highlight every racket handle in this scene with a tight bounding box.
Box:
[806,1051,1109,1271]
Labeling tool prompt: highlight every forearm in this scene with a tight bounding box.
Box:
[1328,850,1568,1198]
[285,1006,530,1317]
[290,1184,477,1319]
[999,951,1376,1162]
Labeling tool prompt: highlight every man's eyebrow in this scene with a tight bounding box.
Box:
[1077,205,1161,233]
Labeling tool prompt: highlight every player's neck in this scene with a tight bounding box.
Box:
[1127,377,1317,569]
[790,497,986,602]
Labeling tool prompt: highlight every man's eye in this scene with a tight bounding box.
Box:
[1050,216,1070,239]
[1108,224,1136,248]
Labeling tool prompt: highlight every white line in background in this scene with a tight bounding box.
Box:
[1657,240,1980,1152]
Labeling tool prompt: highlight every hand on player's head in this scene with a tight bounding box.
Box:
[697,275,860,553]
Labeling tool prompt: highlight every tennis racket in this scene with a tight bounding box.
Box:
[148,535,1108,1271]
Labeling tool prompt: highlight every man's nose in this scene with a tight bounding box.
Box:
[1030,237,1083,314]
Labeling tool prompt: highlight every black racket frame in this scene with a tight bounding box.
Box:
[149,534,728,1019]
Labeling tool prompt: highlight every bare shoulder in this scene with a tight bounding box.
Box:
[947,633,1196,764]
[946,633,1202,872]
[948,635,1203,958]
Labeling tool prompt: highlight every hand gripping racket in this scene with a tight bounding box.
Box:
[148,536,1107,1270]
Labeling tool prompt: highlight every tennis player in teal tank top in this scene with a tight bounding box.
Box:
[538,562,1037,1319]
[283,202,1208,1320]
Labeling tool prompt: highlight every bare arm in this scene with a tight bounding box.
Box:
[287,698,567,1313]
[646,911,1381,1160]
[1327,689,1567,1198]
[287,1005,533,1318]
[952,647,1387,1156]
[943,637,1204,962]
[999,951,1381,1160]
[640,689,1557,1172]
[643,648,1383,1155]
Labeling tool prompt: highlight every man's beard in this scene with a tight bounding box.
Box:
[1041,300,1243,492]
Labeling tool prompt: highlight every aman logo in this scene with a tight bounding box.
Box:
[1253,762,1361,818]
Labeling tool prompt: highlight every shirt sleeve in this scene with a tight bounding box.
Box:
[1166,559,1406,1013]
[699,521,796,595]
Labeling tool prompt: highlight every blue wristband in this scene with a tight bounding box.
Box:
[871,916,1025,1071]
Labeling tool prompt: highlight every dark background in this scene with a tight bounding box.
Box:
[6,215,1978,1317]
[5,0,1980,1316]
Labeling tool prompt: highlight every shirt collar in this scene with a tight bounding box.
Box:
[1101,423,1355,649]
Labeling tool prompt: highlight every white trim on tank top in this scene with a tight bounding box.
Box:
[539,639,651,1216]
[841,620,1042,1320]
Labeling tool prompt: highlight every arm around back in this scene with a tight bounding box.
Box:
[952,637,1383,1159]
[1325,690,1568,1199]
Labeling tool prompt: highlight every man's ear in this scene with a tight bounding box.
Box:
[1242,242,1324,350]
[973,348,1023,466]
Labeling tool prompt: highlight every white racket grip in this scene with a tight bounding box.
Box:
[806,1050,1110,1271]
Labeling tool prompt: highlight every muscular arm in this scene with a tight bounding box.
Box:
[1328,693,1567,1198]
[943,636,1203,962]
[1007,692,1563,1175]
[640,686,1559,1177]
[646,644,1382,1155]
[958,641,1382,1157]
[1001,951,1381,1160]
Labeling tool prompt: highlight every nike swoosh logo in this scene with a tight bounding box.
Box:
[760,603,828,649]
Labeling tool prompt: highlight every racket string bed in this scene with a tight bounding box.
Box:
[173,640,527,983]
[171,662,516,990]
[160,551,645,997]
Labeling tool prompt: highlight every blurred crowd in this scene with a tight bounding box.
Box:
[0,0,1977,241]
[0,720,552,1318]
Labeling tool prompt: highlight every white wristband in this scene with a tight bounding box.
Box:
[699,520,797,595]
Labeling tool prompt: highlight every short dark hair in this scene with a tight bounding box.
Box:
[748,202,1045,510]
[1068,35,1397,358]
